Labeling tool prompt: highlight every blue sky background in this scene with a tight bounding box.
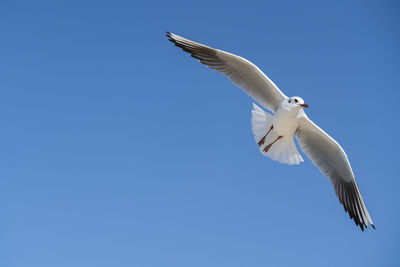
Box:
[1,0,399,266]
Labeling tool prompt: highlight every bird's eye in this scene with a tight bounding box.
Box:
[288,100,291,103]
[294,99,298,103]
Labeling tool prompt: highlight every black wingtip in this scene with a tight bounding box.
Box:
[165,31,176,44]
[165,31,173,39]
[372,224,376,230]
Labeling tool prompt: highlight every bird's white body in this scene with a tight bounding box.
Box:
[252,99,305,165]
[273,102,302,137]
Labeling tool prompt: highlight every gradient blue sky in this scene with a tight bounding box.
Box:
[1,0,399,266]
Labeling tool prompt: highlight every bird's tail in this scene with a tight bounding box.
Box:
[251,103,274,143]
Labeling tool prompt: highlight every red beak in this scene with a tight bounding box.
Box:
[300,103,309,108]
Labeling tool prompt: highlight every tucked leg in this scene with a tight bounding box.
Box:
[263,135,283,153]
[258,125,274,147]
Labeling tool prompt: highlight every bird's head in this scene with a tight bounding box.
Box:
[282,96,308,111]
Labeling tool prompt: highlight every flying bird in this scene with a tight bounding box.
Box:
[166,32,375,231]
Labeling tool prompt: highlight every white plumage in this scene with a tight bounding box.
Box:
[251,104,303,165]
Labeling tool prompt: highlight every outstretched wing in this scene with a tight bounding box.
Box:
[166,32,287,113]
[296,115,374,230]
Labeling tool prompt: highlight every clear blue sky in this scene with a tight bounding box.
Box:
[1,0,399,266]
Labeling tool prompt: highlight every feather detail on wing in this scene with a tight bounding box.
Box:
[166,32,287,113]
[295,116,374,231]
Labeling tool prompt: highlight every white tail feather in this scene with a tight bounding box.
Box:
[251,103,304,165]
[251,103,273,143]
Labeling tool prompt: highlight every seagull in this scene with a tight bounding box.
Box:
[166,32,375,231]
